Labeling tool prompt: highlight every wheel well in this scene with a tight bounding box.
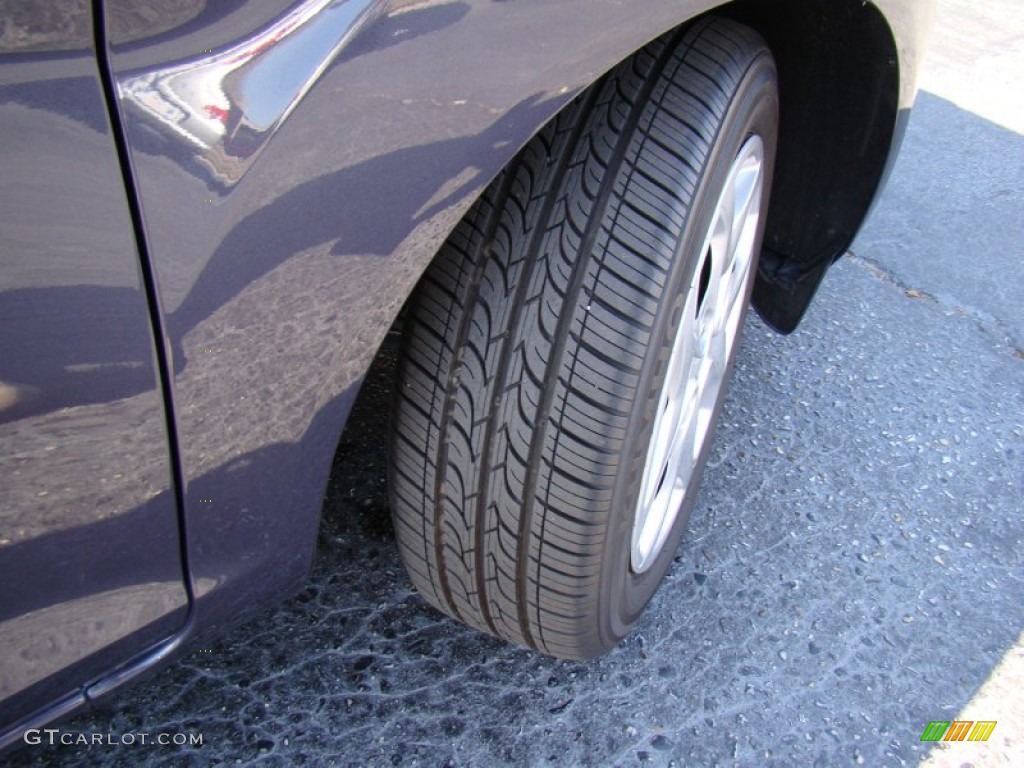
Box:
[407,0,902,336]
[720,0,902,331]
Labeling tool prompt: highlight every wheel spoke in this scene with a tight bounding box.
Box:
[728,156,761,263]
[670,387,700,485]
[722,151,763,337]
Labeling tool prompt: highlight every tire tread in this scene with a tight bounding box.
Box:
[391,17,770,657]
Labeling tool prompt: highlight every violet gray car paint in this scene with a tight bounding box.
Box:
[0,0,933,749]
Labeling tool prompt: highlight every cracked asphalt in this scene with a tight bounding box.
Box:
[10,2,1023,766]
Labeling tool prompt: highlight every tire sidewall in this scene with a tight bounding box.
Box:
[596,51,780,652]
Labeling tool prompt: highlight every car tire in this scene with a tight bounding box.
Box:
[390,17,778,659]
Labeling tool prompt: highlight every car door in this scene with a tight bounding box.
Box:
[0,2,188,733]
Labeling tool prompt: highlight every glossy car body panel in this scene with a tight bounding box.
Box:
[0,1,187,734]
[0,0,933,746]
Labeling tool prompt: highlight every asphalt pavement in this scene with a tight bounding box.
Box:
[10,2,1023,766]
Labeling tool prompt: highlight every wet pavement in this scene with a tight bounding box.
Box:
[9,2,1024,766]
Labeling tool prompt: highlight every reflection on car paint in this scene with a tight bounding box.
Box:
[118,0,381,187]
[0,5,189,730]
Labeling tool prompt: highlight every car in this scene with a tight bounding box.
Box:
[0,0,934,749]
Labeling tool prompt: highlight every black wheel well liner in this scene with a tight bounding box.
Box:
[720,0,902,332]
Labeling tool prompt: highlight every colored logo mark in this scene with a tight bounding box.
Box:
[920,720,997,742]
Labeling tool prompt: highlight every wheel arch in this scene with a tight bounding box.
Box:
[420,0,905,334]
[720,0,903,332]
